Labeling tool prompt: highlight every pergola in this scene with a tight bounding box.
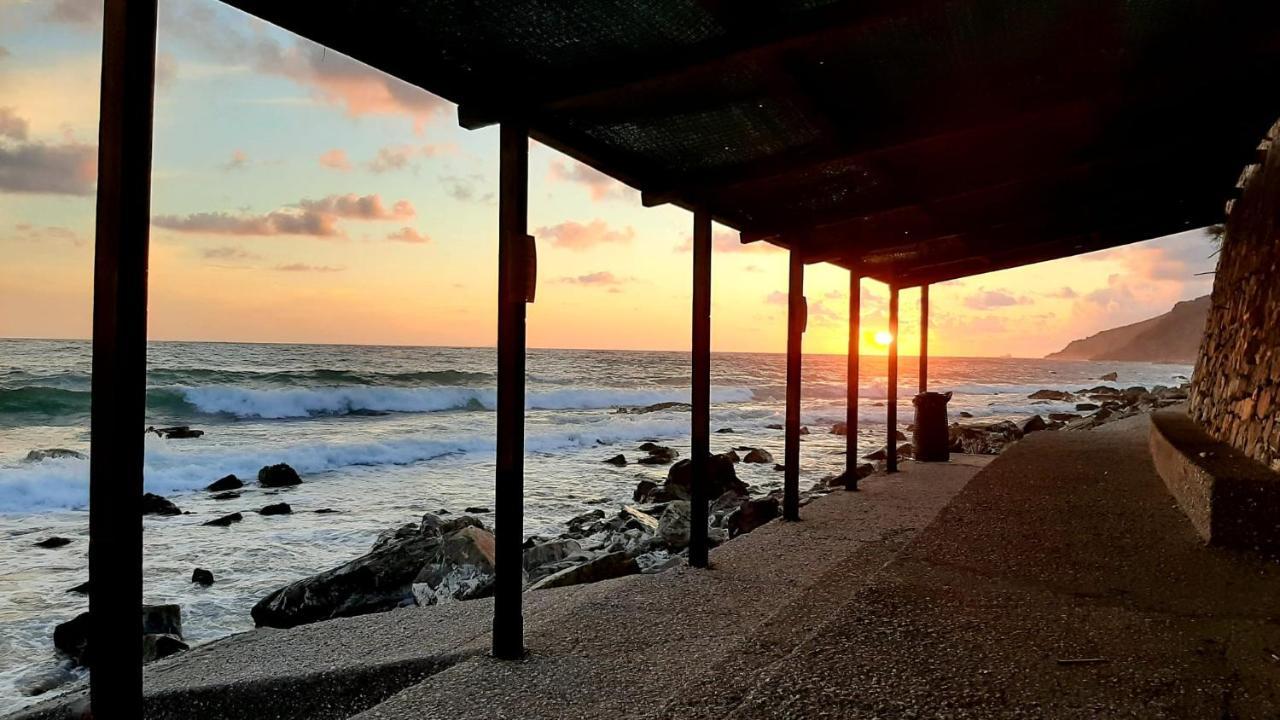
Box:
[88,1,1280,715]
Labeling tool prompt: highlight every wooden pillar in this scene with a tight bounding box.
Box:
[689,212,712,568]
[886,285,900,473]
[845,272,861,490]
[920,284,930,393]
[493,122,529,660]
[89,0,158,715]
[784,251,805,520]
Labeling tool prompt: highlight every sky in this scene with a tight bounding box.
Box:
[0,0,1219,357]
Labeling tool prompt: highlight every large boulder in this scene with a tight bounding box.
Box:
[523,538,581,573]
[1018,415,1048,435]
[657,501,692,550]
[206,474,243,492]
[411,526,497,606]
[636,445,679,465]
[141,493,181,516]
[742,448,774,464]
[1027,389,1074,401]
[830,422,848,435]
[661,454,747,501]
[257,463,302,487]
[948,420,1024,455]
[527,551,639,590]
[727,497,780,538]
[251,531,442,628]
[54,604,183,667]
[23,448,85,462]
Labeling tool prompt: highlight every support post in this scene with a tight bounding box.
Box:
[845,272,861,490]
[493,123,528,660]
[886,285,900,473]
[89,1,158,715]
[689,212,712,568]
[920,284,929,393]
[784,251,805,520]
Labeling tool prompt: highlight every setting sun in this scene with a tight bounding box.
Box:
[874,330,895,347]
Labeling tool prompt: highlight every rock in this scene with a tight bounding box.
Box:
[257,463,302,488]
[150,425,204,439]
[959,411,974,418]
[191,568,214,586]
[1100,372,1118,381]
[1048,412,1081,422]
[1027,389,1074,401]
[567,509,606,532]
[603,454,627,466]
[411,526,497,606]
[522,538,581,573]
[774,464,786,472]
[14,663,77,697]
[656,501,692,550]
[723,449,741,463]
[141,492,181,516]
[463,506,491,514]
[53,613,91,665]
[637,445,678,464]
[766,423,783,430]
[742,448,774,464]
[799,426,810,435]
[662,454,747,501]
[727,497,780,538]
[252,530,444,628]
[948,420,1023,454]
[715,427,735,433]
[23,448,86,463]
[314,508,338,514]
[211,491,240,500]
[203,512,243,527]
[1018,415,1048,434]
[633,479,662,503]
[142,633,189,662]
[372,522,419,551]
[34,537,72,549]
[142,605,186,637]
[206,474,243,492]
[895,429,908,441]
[55,604,182,667]
[829,463,875,488]
[619,401,692,414]
[862,445,911,461]
[1075,403,1100,411]
[259,502,292,516]
[711,489,749,513]
[528,551,639,590]
[621,505,660,532]
[830,422,848,435]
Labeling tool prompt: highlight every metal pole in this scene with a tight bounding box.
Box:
[689,212,711,567]
[920,284,929,393]
[89,1,157,715]
[784,251,805,520]
[845,273,861,490]
[493,123,527,660]
[886,285,900,473]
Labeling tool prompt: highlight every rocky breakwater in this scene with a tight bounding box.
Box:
[946,381,1191,455]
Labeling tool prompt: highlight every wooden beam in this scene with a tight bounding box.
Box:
[90,0,158,715]
[843,271,862,491]
[784,251,805,521]
[919,285,929,394]
[689,211,712,568]
[886,285,900,474]
[493,122,529,661]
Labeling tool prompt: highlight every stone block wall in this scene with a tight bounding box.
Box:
[1188,119,1280,471]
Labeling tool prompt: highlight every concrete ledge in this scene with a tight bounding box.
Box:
[1149,410,1280,552]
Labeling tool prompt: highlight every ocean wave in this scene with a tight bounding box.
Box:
[0,415,700,512]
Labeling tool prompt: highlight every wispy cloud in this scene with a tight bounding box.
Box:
[319,148,352,171]
[201,245,259,261]
[547,159,635,202]
[674,229,780,254]
[274,263,344,273]
[1045,286,1078,299]
[11,223,85,246]
[440,174,492,203]
[0,139,97,195]
[962,288,1032,310]
[0,108,28,140]
[221,149,248,171]
[557,271,629,286]
[536,219,635,251]
[386,227,430,244]
[153,194,414,237]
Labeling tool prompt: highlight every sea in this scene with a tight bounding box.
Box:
[0,338,1194,713]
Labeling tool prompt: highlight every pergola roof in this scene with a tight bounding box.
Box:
[222,0,1280,285]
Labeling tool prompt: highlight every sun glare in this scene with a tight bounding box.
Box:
[873,330,894,346]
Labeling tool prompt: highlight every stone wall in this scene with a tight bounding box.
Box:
[1188,119,1280,471]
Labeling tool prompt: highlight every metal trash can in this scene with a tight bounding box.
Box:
[912,391,952,462]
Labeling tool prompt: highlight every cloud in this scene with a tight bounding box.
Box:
[367,146,414,174]
[201,245,259,261]
[274,263,344,273]
[11,223,85,246]
[153,193,412,237]
[440,174,492,203]
[0,140,97,195]
[765,291,788,305]
[1045,286,1078,299]
[45,0,102,26]
[557,271,629,287]
[1083,230,1216,283]
[319,149,352,171]
[535,219,635,251]
[164,3,447,132]
[674,229,781,254]
[222,149,248,171]
[0,108,28,140]
[547,159,635,202]
[297,193,414,221]
[962,288,1032,310]
[386,227,430,244]
[1081,273,1136,311]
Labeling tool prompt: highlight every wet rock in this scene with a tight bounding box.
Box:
[948,420,1023,454]
[895,429,909,441]
[142,604,185,636]
[722,449,741,463]
[257,463,302,488]
[23,448,85,463]
[621,505,660,532]
[528,551,639,590]
[203,512,243,527]
[662,454,747,501]
[633,479,662,503]
[1100,372,1118,381]
[142,633,189,662]
[523,538,582,574]
[259,502,292,516]
[1027,389,1074,401]
[411,526,497,605]
[774,464,786,472]
[728,497,780,538]
[829,463,876,489]
[14,663,77,697]
[959,411,974,418]
[142,492,181,516]
[191,568,214,586]
[149,425,204,439]
[211,491,240,500]
[618,402,691,415]
[567,509,606,533]
[862,445,911,461]
[715,427,735,434]
[657,501,691,550]
[637,445,679,464]
[463,506,491,514]
[830,422,848,435]
[603,454,627,466]
[1049,412,1081,422]
[766,424,783,430]
[1075,403,1100,411]
[252,530,444,628]
[422,514,484,538]
[206,474,243,492]
[742,448,774,464]
[1018,415,1048,435]
[314,508,338,514]
[55,604,182,667]
[34,537,72,549]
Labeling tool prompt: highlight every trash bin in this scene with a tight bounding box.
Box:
[912,391,952,462]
